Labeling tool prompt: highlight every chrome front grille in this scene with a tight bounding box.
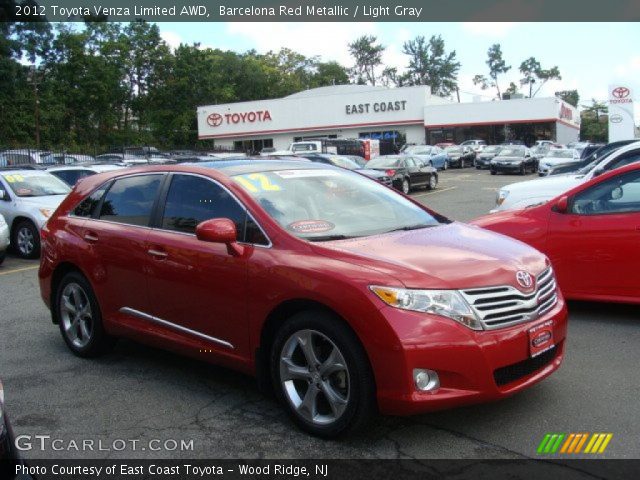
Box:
[460,267,558,330]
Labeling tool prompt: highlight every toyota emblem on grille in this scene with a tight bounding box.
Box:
[516,271,534,289]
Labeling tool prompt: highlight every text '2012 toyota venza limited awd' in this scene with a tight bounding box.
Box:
[39,160,567,437]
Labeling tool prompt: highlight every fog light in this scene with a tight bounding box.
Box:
[413,369,440,392]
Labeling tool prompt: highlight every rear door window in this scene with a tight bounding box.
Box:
[99,175,163,227]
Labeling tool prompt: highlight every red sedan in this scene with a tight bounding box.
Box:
[39,160,567,437]
[472,162,640,304]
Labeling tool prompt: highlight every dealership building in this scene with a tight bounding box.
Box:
[197,84,580,152]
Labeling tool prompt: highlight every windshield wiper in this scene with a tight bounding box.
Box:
[307,234,357,242]
[384,224,436,233]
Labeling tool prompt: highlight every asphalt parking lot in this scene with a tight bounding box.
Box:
[1,167,639,460]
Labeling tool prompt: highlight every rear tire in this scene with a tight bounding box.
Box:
[490,169,497,175]
[0,251,5,265]
[270,310,376,438]
[520,164,526,175]
[12,220,40,259]
[54,271,116,358]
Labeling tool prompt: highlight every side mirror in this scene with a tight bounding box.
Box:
[195,218,243,256]
[554,195,569,213]
[0,189,9,201]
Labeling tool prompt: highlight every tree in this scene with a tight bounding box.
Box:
[505,82,520,96]
[581,99,608,122]
[473,44,511,99]
[580,99,608,142]
[401,35,460,96]
[555,89,580,107]
[310,61,350,87]
[519,57,561,97]
[348,35,384,85]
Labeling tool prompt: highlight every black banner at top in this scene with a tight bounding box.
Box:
[1,0,640,22]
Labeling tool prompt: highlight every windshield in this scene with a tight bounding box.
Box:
[404,146,431,155]
[291,143,318,152]
[498,148,525,157]
[483,146,501,154]
[446,147,463,153]
[547,150,575,158]
[327,156,361,170]
[366,156,402,168]
[2,172,71,197]
[233,169,443,241]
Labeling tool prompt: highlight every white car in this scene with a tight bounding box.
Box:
[492,141,640,213]
[0,169,71,258]
[0,213,9,265]
[460,139,487,152]
[46,164,125,186]
[538,149,580,176]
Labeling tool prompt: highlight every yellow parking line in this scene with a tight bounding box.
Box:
[0,265,39,276]
[412,186,457,198]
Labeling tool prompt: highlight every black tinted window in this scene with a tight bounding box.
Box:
[99,175,162,226]
[74,184,109,218]
[162,174,246,236]
[52,170,95,186]
[607,152,640,171]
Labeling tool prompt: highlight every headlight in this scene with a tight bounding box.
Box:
[39,208,53,218]
[496,190,509,206]
[369,286,482,330]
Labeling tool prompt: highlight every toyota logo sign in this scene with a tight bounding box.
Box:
[207,113,223,127]
[516,271,534,289]
[612,87,630,99]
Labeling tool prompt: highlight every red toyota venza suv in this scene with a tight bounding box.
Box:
[39,160,568,437]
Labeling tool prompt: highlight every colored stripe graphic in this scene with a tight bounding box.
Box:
[538,433,613,454]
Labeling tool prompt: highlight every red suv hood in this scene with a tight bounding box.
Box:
[312,222,547,290]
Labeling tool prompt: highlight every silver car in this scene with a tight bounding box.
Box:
[0,214,9,265]
[0,169,70,258]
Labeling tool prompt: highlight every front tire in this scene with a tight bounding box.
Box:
[401,178,411,195]
[12,220,40,259]
[0,251,5,265]
[54,271,115,357]
[427,174,438,190]
[270,311,376,438]
[443,161,448,171]
[490,169,497,175]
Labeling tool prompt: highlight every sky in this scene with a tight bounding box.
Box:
[158,22,640,121]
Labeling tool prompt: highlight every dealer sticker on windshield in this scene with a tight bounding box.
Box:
[274,170,339,178]
[528,320,554,358]
[287,220,335,234]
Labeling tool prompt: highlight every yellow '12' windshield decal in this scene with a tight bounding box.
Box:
[235,173,282,192]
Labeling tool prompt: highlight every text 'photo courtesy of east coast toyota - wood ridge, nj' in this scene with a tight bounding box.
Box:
[1,0,640,479]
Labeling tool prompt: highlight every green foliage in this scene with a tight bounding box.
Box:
[580,99,608,142]
[474,44,511,99]
[347,35,385,85]
[1,20,351,150]
[400,35,460,96]
[555,89,580,107]
[519,57,561,97]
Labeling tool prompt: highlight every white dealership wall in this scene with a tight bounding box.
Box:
[197,86,580,149]
[423,96,580,142]
[197,85,449,150]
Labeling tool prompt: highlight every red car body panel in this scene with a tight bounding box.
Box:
[40,164,568,415]
[472,162,640,304]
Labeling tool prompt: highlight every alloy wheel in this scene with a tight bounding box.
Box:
[402,179,410,194]
[17,227,35,256]
[60,283,94,349]
[279,329,350,426]
[429,175,437,189]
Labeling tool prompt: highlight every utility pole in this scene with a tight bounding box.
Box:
[29,65,41,150]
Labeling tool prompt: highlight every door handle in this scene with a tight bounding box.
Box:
[84,232,98,243]
[147,248,168,259]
